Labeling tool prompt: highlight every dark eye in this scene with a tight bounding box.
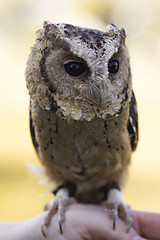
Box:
[64,61,88,77]
[108,60,119,74]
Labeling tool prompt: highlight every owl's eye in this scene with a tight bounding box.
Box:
[108,60,119,74]
[64,61,88,77]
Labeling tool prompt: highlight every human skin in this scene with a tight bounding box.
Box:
[0,203,160,240]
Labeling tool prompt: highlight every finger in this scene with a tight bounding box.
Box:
[132,237,147,240]
[130,210,160,239]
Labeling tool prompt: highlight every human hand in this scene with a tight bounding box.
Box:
[2,203,160,240]
[42,203,160,240]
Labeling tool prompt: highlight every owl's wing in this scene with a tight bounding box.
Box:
[127,91,139,151]
[30,110,39,153]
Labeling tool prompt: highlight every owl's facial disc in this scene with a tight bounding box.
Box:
[63,58,103,105]
[62,56,121,106]
[34,22,131,115]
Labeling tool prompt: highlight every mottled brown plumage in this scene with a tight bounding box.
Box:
[25,22,138,236]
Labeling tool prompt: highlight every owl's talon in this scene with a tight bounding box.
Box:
[58,208,63,235]
[126,217,133,233]
[41,219,48,238]
[40,188,75,237]
[113,212,117,231]
[59,220,63,235]
[103,188,133,233]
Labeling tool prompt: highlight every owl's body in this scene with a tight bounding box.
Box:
[26,22,138,234]
[30,99,131,203]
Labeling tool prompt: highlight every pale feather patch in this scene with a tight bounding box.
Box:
[107,188,126,206]
[25,162,56,196]
[54,94,126,121]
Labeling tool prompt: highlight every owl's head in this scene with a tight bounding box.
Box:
[26,22,132,120]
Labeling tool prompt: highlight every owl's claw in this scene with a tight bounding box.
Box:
[41,216,63,238]
[113,210,117,230]
[41,188,75,237]
[41,205,56,237]
[103,188,133,233]
[126,216,133,233]
[41,219,48,238]
[59,219,63,235]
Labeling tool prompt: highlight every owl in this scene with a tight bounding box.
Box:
[25,22,138,237]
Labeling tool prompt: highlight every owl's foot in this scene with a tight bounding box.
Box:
[103,188,133,233]
[41,188,76,237]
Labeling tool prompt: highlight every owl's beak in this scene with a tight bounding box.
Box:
[89,85,102,105]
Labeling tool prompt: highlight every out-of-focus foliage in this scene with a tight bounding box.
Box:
[0,0,160,221]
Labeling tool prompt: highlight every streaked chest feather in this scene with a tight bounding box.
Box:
[31,103,131,186]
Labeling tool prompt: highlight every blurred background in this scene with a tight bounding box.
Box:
[0,0,160,221]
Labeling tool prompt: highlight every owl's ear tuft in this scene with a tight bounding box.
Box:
[42,22,70,52]
[43,21,50,29]
[120,28,126,44]
[42,22,60,41]
[106,23,119,34]
[105,24,126,45]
